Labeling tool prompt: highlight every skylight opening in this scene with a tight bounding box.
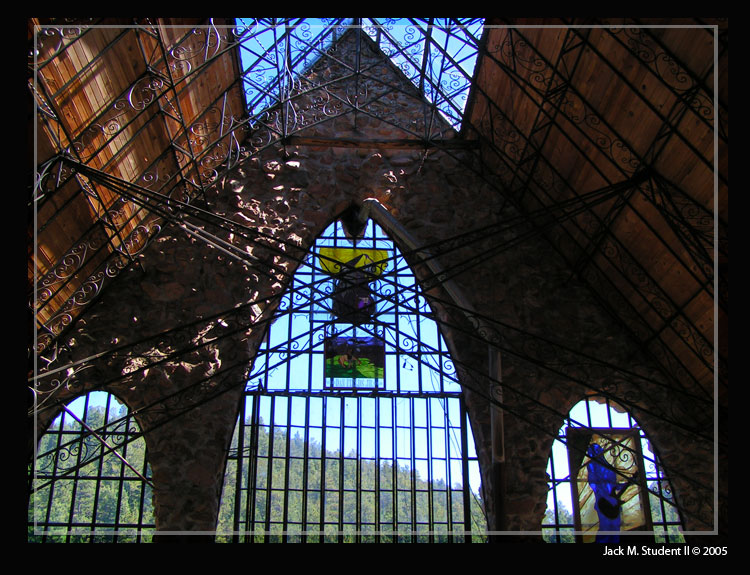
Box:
[235,18,350,115]
[235,18,484,130]
[363,18,484,128]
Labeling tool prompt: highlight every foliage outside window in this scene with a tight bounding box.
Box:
[28,391,155,542]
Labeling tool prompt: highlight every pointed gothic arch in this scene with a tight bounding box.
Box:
[27,391,155,542]
[542,395,685,543]
[216,213,488,542]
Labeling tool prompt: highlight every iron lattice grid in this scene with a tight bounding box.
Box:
[28,391,155,542]
[217,219,486,542]
[29,18,724,396]
[28,18,726,537]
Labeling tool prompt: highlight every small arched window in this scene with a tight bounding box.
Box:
[216,218,487,542]
[543,396,684,543]
[28,391,155,542]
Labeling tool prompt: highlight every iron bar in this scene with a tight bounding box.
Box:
[37,25,129,105]
[461,54,714,402]
[30,274,712,532]
[29,20,100,71]
[543,395,687,542]
[559,23,722,183]
[480,24,716,216]
[35,215,704,536]
[32,192,715,430]
[31,44,178,351]
[59,403,153,487]
[368,19,477,127]
[488,35,716,288]
[150,21,211,204]
[30,20,722,540]
[33,220,716,472]
[563,78,715,295]
[36,20,724,436]
[608,22,723,140]
[506,27,587,205]
[29,392,155,541]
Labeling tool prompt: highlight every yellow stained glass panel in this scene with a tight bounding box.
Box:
[318,247,388,276]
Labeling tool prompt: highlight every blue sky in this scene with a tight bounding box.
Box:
[235,18,484,128]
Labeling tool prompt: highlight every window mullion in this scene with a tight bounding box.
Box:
[374,395,381,542]
[459,396,472,542]
[409,396,416,541]
[231,398,245,541]
[319,397,327,539]
[29,392,154,542]
[301,395,310,540]
[390,397,398,540]
[219,218,487,543]
[264,396,275,541]
[282,393,293,540]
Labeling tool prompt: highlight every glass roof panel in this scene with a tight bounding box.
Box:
[235,18,485,129]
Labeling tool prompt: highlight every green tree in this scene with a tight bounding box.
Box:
[28,401,154,543]
[542,501,576,543]
[216,417,487,543]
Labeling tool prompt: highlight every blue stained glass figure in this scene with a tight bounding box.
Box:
[587,443,628,543]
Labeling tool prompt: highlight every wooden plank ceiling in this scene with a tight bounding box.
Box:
[467,18,726,407]
[29,17,245,355]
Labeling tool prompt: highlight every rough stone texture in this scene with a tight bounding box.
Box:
[31,28,718,539]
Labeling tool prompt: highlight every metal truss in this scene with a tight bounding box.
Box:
[216,220,486,542]
[30,19,218,356]
[233,18,484,133]
[29,18,724,448]
[29,161,716,434]
[28,390,155,542]
[460,21,722,404]
[30,123,721,446]
[543,396,686,543]
[29,211,713,538]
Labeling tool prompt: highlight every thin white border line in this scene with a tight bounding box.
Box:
[30,528,698,537]
[713,23,720,536]
[30,20,721,539]
[29,21,719,31]
[31,24,41,537]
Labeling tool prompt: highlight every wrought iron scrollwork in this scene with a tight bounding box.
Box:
[167,20,229,77]
[558,92,639,174]
[69,75,167,161]
[495,32,559,93]
[32,214,163,357]
[29,20,96,68]
[609,27,714,124]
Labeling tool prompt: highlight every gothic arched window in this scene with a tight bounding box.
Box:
[28,391,155,542]
[543,396,684,543]
[217,218,487,542]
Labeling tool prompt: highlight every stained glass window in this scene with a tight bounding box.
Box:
[216,218,487,542]
[543,396,684,543]
[28,391,155,542]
